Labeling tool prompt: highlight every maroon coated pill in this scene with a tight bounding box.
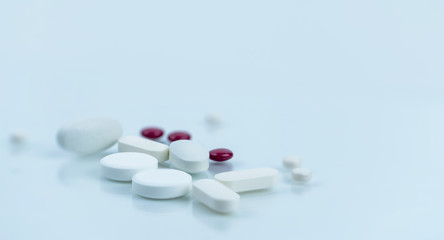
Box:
[168,131,191,142]
[209,148,233,162]
[141,127,164,139]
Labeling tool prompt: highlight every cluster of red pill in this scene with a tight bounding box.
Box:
[140,127,233,162]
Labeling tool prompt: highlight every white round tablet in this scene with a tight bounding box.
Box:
[282,155,302,169]
[169,140,209,174]
[100,152,158,181]
[132,169,192,199]
[291,168,312,182]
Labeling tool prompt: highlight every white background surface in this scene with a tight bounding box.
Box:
[1,0,444,239]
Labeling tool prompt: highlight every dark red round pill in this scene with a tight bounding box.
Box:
[209,148,233,162]
[141,127,164,139]
[168,131,191,142]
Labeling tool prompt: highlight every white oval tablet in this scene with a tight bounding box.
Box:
[193,179,240,213]
[292,168,312,182]
[282,156,302,169]
[169,140,209,174]
[214,168,279,192]
[100,152,158,181]
[132,169,192,199]
[57,117,122,155]
[118,136,169,162]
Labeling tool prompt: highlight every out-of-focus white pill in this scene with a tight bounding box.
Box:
[10,131,27,144]
[169,140,209,174]
[118,136,169,162]
[132,169,192,199]
[193,179,240,213]
[214,168,279,192]
[57,117,122,155]
[282,155,302,169]
[292,168,312,182]
[205,112,223,125]
[100,152,158,181]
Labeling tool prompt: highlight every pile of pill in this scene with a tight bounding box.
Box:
[57,117,312,214]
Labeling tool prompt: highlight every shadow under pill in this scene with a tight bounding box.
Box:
[131,193,191,214]
[191,200,234,231]
[208,162,233,175]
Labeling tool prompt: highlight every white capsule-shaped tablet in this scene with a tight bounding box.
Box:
[169,140,209,174]
[118,136,169,162]
[193,179,240,213]
[100,152,158,181]
[132,169,191,199]
[282,155,302,169]
[291,168,312,182]
[214,168,279,192]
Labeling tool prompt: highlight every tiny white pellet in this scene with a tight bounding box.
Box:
[132,169,192,199]
[118,136,169,162]
[193,179,240,214]
[214,168,279,192]
[282,155,302,169]
[169,140,209,174]
[57,117,122,155]
[205,112,223,125]
[291,168,312,182]
[10,131,27,144]
[100,152,158,181]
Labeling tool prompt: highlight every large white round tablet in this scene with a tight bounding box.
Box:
[57,117,122,155]
[132,169,192,199]
[100,152,158,181]
[169,140,209,174]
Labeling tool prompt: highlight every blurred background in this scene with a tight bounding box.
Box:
[1,0,443,239]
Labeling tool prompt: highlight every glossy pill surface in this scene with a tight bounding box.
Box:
[100,152,158,181]
[168,131,191,142]
[132,169,192,199]
[282,156,302,169]
[169,140,209,173]
[209,148,233,162]
[118,136,169,162]
[141,127,164,139]
[193,179,240,213]
[291,168,312,182]
[214,168,279,192]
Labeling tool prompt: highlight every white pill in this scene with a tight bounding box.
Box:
[193,179,240,213]
[57,117,122,155]
[291,168,312,182]
[118,136,169,162]
[169,140,209,174]
[282,155,302,169]
[132,169,192,199]
[100,152,158,181]
[214,168,279,192]
[205,112,223,125]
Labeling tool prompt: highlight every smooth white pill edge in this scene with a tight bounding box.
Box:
[118,136,169,162]
[291,168,312,182]
[132,169,192,199]
[169,140,209,174]
[193,179,240,214]
[100,152,158,181]
[282,155,302,169]
[214,168,279,192]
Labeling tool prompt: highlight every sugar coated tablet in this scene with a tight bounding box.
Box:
[291,168,312,182]
[169,140,209,174]
[132,169,192,199]
[193,179,240,213]
[118,136,169,162]
[100,152,158,181]
[214,168,279,192]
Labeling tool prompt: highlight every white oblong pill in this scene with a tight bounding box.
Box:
[57,117,122,155]
[193,179,240,214]
[169,140,209,174]
[132,169,192,199]
[214,168,279,192]
[282,155,302,169]
[100,152,158,181]
[291,168,312,182]
[118,136,169,162]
